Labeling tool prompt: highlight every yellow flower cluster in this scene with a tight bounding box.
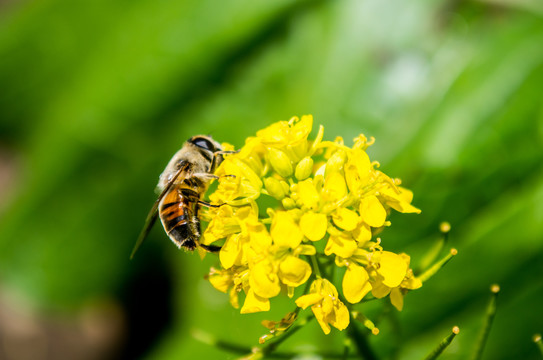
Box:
[203,115,421,334]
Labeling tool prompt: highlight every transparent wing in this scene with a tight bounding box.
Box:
[130,161,190,259]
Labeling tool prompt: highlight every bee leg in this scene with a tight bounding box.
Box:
[192,173,236,180]
[208,149,240,172]
[198,200,226,208]
[199,243,222,253]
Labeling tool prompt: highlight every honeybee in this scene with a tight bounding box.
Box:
[130,135,231,259]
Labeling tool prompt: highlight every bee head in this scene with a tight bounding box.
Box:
[188,135,222,153]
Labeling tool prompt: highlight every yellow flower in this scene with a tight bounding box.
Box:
[208,265,249,309]
[202,205,241,246]
[256,115,313,148]
[369,252,421,311]
[211,157,263,206]
[295,278,350,334]
[201,115,423,333]
[380,185,421,214]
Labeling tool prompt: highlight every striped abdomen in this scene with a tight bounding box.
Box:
[158,187,200,250]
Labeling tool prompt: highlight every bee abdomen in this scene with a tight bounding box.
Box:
[168,221,199,250]
[165,214,189,230]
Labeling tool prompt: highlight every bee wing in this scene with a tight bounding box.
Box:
[130,161,190,259]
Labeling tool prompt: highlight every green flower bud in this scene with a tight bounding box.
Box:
[268,148,293,178]
[282,197,297,210]
[264,177,286,200]
[295,156,314,181]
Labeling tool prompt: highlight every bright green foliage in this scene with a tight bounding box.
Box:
[1,0,542,359]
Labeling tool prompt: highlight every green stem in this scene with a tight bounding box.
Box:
[262,316,314,355]
[533,334,543,357]
[309,254,322,278]
[258,351,360,359]
[424,327,460,360]
[342,337,352,360]
[418,248,457,283]
[471,285,500,360]
[192,329,250,354]
[347,319,378,360]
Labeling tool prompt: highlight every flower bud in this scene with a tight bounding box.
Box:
[280,180,290,195]
[264,177,286,200]
[325,150,347,178]
[295,156,314,181]
[268,148,293,178]
[282,197,296,210]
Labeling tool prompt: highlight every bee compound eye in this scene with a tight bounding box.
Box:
[191,137,215,152]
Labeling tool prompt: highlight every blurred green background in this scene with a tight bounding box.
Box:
[1,0,542,359]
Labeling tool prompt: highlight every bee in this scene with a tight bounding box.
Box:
[130,135,232,259]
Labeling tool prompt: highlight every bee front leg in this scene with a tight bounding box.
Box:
[208,149,239,173]
[192,173,236,181]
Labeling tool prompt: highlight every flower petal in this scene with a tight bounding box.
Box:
[249,260,281,298]
[295,293,322,309]
[378,251,408,288]
[219,233,243,269]
[380,186,421,214]
[371,277,391,298]
[390,287,404,311]
[297,179,320,210]
[342,264,372,304]
[360,195,387,227]
[322,172,347,202]
[330,301,350,331]
[352,222,372,243]
[312,306,331,334]
[271,211,303,248]
[345,148,371,192]
[332,208,360,231]
[279,256,312,287]
[241,289,270,314]
[299,212,328,241]
[208,269,233,293]
[325,234,357,258]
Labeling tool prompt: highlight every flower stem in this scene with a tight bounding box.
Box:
[418,248,457,283]
[418,222,450,272]
[533,334,543,357]
[471,284,500,360]
[424,326,460,360]
[261,315,313,355]
[342,337,352,360]
[309,254,322,278]
[347,319,378,360]
[192,328,251,354]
